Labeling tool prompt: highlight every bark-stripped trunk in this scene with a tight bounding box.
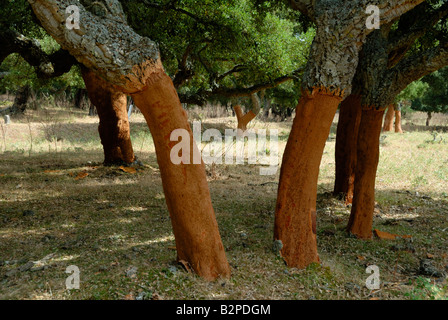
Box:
[82,67,136,165]
[29,0,230,280]
[234,105,256,131]
[347,107,385,239]
[233,93,261,131]
[394,109,403,133]
[274,88,342,268]
[383,105,395,131]
[131,73,230,279]
[334,94,362,204]
[275,0,423,268]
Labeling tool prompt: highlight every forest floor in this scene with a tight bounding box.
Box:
[0,104,447,300]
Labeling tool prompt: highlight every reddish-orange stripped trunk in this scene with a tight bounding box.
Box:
[334,94,362,204]
[347,107,385,239]
[234,105,257,131]
[274,88,342,268]
[131,72,231,280]
[395,109,403,133]
[82,68,136,165]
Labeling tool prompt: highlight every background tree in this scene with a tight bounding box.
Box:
[274,0,422,269]
[334,0,448,239]
[411,67,448,126]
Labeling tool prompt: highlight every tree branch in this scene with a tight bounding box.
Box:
[385,42,448,103]
[0,29,76,79]
[387,1,448,67]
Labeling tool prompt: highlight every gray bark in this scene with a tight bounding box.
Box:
[28,0,161,93]
[296,0,424,98]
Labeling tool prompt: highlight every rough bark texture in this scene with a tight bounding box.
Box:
[299,0,424,98]
[28,0,162,93]
[334,94,362,204]
[274,88,342,268]
[29,0,230,280]
[81,67,136,165]
[347,107,385,239]
[131,72,230,280]
[383,104,395,131]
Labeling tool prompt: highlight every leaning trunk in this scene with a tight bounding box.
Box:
[28,0,230,280]
[82,67,136,165]
[334,94,362,204]
[274,88,342,268]
[131,72,230,280]
[347,107,385,239]
[382,104,395,132]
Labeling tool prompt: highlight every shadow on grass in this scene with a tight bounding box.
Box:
[0,149,447,299]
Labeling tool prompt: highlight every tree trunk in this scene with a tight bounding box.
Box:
[394,109,403,133]
[233,93,261,131]
[234,105,256,132]
[82,67,136,165]
[274,88,341,268]
[131,72,230,280]
[382,104,395,132]
[426,112,432,126]
[334,94,362,204]
[0,85,33,116]
[347,107,385,239]
[28,0,230,280]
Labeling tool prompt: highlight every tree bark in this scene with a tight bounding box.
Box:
[347,107,385,239]
[334,94,362,204]
[426,112,432,126]
[81,67,136,165]
[131,72,230,280]
[383,104,395,132]
[28,0,230,280]
[394,109,403,133]
[274,88,341,268]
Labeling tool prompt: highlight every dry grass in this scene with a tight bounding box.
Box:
[0,106,447,300]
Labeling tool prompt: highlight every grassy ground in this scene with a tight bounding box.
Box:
[0,104,447,300]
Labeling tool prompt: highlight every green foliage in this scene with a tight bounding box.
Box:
[0,36,84,94]
[406,277,448,300]
[121,0,313,104]
[411,67,448,114]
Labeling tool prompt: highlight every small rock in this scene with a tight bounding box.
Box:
[19,261,35,272]
[419,259,446,278]
[136,291,151,301]
[125,266,138,278]
[168,265,178,274]
[22,210,35,217]
[344,282,361,291]
[272,240,283,254]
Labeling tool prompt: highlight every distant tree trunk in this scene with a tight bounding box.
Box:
[29,0,230,280]
[9,85,31,115]
[394,109,403,133]
[233,93,261,131]
[347,107,385,239]
[334,94,362,204]
[74,88,88,109]
[82,67,136,165]
[426,112,432,126]
[383,105,395,132]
